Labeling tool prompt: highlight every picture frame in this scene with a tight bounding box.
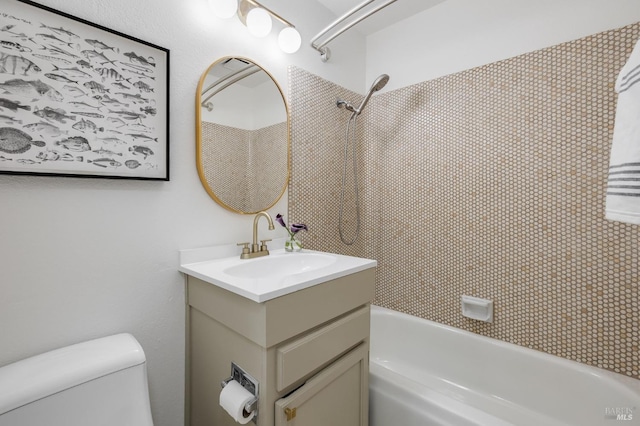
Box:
[0,0,170,180]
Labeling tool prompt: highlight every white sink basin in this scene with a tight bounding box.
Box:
[179,248,376,302]
[223,252,337,279]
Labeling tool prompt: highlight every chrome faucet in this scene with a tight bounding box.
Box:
[237,211,275,259]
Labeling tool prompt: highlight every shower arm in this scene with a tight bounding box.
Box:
[200,66,261,108]
[310,0,399,62]
[202,64,255,96]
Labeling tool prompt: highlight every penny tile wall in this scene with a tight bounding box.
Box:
[202,121,287,212]
[288,23,640,378]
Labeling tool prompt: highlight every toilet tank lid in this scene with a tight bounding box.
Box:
[0,333,147,415]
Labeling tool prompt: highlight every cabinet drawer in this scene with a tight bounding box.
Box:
[276,306,369,391]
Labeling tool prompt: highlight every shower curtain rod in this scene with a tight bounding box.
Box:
[200,65,260,109]
[310,0,399,62]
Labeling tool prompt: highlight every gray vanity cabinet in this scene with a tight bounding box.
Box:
[184,267,375,426]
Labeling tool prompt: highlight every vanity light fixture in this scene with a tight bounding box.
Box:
[278,26,302,54]
[209,0,238,19]
[210,0,301,53]
[246,6,272,38]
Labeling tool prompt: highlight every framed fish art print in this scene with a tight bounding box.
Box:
[0,0,170,180]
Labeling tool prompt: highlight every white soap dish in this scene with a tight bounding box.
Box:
[461,295,493,323]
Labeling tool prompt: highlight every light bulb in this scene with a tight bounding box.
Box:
[246,7,272,38]
[278,27,301,53]
[209,0,237,19]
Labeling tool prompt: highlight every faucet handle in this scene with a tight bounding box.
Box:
[260,239,272,252]
[237,242,250,256]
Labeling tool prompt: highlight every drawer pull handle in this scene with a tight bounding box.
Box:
[284,407,297,421]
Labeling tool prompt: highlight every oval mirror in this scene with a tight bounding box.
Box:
[196,57,289,214]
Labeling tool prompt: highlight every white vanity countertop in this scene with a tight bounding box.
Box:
[179,244,376,303]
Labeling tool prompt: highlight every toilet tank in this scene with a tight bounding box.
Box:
[0,333,154,426]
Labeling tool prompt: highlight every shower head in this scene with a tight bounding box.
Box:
[371,74,390,91]
[355,74,389,115]
[335,74,389,116]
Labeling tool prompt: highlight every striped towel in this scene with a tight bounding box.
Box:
[606,38,640,224]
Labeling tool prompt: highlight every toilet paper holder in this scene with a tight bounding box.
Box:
[221,362,259,422]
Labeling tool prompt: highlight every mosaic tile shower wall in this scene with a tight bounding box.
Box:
[287,71,371,259]
[289,23,640,378]
[202,122,287,212]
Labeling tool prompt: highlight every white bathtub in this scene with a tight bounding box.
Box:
[369,305,640,426]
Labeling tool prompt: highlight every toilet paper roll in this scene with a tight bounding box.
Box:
[219,380,256,424]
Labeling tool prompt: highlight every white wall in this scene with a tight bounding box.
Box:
[0,1,363,426]
[367,0,640,92]
[201,77,286,130]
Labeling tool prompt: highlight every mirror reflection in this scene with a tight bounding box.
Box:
[196,57,289,214]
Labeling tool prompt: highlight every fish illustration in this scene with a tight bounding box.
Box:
[33,53,72,65]
[0,40,31,52]
[81,50,116,66]
[133,81,153,93]
[36,33,75,48]
[128,145,154,159]
[111,82,130,91]
[92,147,122,156]
[69,101,101,110]
[94,67,129,83]
[33,107,76,123]
[0,127,46,153]
[85,39,116,52]
[36,150,82,162]
[23,121,66,137]
[140,106,156,116]
[54,136,90,152]
[114,92,148,104]
[107,117,126,128]
[0,79,64,101]
[0,97,31,112]
[51,65,91,78]
[119,61,152,73]
[62,85,87,98]
[98,136,126,145]
[108,109,145,120]
[101,94,128,107]
[72,118,103,133]
[88,157,121,168]
[0,114,21,125]
[127,133,157,142]
[40,43,78,59]
[39,24,79,39]
[45,73,78,84]
[0,53,41,75]
[71,111,104,118]
[124,159,141,169]
[76,59,92,69]
[16,158,40,165]
[127,123,153,132]
[83,80,109,94]
[121,67,155,81]
[123,52,155,68]
[8,32,37,45]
